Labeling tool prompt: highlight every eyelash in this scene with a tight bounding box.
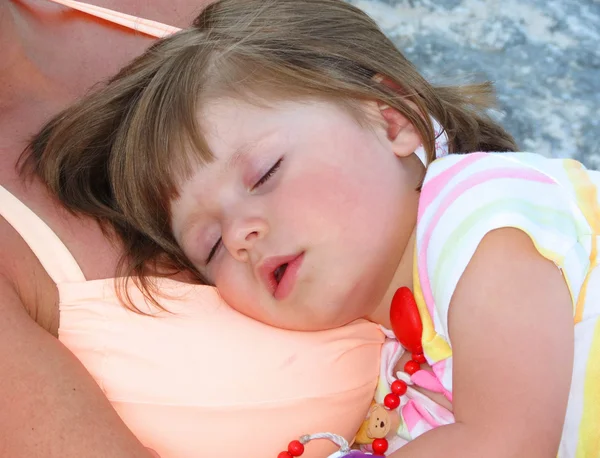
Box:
[252,157,283,191]
[206,237,221,265]
[205,158,284,264]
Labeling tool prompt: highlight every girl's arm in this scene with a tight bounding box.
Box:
[389,227,574,458]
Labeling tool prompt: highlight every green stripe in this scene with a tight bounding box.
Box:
[430,198,579,299]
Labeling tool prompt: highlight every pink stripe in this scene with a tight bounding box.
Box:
[418,154,485,220]
[432,358,445,375]
[410,370,445,393]
[402,400,425,431]
[410,399,442,429]
[417,166,556,321]
[431,361,454,402]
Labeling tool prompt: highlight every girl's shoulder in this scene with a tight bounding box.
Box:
[414,151,597,350]
[421,152,600,220]
[418,152,596,250]
[416,150,597,293]
[425,151,592,186]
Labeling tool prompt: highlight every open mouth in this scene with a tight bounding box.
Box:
[273,263,288,284]
[259,253,304,301]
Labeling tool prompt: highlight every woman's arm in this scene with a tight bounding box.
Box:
[0,226,155,458]
[389,228,574,457]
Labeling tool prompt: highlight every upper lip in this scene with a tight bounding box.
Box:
[257,253,302,296]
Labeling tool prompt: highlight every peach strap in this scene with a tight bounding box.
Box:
[0,185,86,284]
[46,0,181,38]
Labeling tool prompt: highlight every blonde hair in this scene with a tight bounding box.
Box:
[21,0,517,310]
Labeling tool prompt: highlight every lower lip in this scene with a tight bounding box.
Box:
[273,253,304,301]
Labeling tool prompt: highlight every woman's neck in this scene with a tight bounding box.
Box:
[0,0,155,157]
[366,227,417,329]
[0,3,29,93]
[0,2,70,121]
[1,1,156,106]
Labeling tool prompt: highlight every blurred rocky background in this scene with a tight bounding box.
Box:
[351,0,600,165]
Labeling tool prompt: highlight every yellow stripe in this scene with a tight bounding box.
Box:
[575,318,600,458]
[576,267,596,324]
[412,245,452,363]
[536,243,576,310]
[564,160,600,323]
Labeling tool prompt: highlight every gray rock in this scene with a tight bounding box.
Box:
[350,0,600,165]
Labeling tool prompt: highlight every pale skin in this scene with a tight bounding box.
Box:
[0,1,211,456]
[173,95,574,457]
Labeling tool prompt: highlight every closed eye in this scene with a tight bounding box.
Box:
[206,237,221,264]
[252,158,283,190]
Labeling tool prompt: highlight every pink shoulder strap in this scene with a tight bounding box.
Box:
[46,0,182,38]
[0,186,86,284]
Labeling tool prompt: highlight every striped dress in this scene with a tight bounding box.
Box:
[413,152,600,457]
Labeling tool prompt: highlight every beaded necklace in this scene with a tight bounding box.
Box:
[277,287,425,457]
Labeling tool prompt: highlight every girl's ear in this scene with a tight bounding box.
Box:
[372,74,422,158]
[375,101,422,158]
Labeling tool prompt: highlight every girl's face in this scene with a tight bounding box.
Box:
[171,98,422,330]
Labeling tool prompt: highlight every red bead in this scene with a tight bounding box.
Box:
[412,352,427,364]
[372,438,389,455]
[287,440,304,456]
[391,379,407,396]
[277,452,293,458]
[384,393,400,409]
[404,360,421,375]
[389,287,423,354]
